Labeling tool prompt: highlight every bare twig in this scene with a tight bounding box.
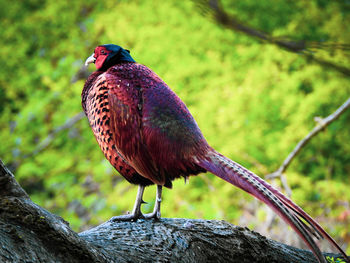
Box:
[196,0,350,76]
[263,98,350,230]
[267,97,350,180]
[23,112,85,158]
[18,64,90,160]
[23,63,90,158]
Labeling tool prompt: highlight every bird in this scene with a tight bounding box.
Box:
[82,44,349,263]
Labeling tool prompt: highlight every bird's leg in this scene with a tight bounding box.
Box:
[144,185,162,219]
[111,185,146,221]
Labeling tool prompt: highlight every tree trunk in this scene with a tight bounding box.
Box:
[0,159,343,263]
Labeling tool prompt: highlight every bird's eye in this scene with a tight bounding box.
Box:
[100,50,106,55]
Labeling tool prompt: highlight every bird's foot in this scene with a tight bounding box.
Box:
[143,210,161,220]
[111,208,161,221]
[111,212,145,222]
[110,185,162,221]
[144,192,162,220]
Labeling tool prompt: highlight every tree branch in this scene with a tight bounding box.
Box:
[1,158,347,262]
[267,97,350,180]
[195,0,350,76]
[0,159,29,198]
[20,63,90,159]
[22,112,85,158]
[0,161,348,263]
[0,159,108,263]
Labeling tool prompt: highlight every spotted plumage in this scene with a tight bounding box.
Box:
[82,44,349,263]
[83,70,153,186]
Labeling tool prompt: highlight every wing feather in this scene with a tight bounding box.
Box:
[106,74,164,185]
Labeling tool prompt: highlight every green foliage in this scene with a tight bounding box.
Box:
[326,255,347,263]
[0,0,349,253]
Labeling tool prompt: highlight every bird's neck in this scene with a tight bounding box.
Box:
[100,49,135,71]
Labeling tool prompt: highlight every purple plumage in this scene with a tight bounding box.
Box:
[82,44,349,263]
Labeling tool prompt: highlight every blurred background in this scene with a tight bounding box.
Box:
[1,0,349,254]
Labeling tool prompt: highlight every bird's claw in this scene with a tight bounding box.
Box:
[143,210,161,220]
[110,212,145,222]
[111,211,160,222]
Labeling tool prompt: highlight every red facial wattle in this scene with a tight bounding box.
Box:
[94,47,110,70]
[94,55,107,70]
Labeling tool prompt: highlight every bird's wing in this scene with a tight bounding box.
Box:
[106,73,164,185]
[105,63,208,185]
[140,74,208,176]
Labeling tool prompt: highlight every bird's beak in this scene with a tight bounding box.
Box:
[85,53,96,67]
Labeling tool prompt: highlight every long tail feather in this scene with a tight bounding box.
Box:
[197,149,349,263]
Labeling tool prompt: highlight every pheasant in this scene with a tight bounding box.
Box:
[82,44,349,263]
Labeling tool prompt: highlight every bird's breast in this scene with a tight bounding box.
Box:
[85,78,121,167]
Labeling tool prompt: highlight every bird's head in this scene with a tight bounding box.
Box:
[85,44,135,71]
